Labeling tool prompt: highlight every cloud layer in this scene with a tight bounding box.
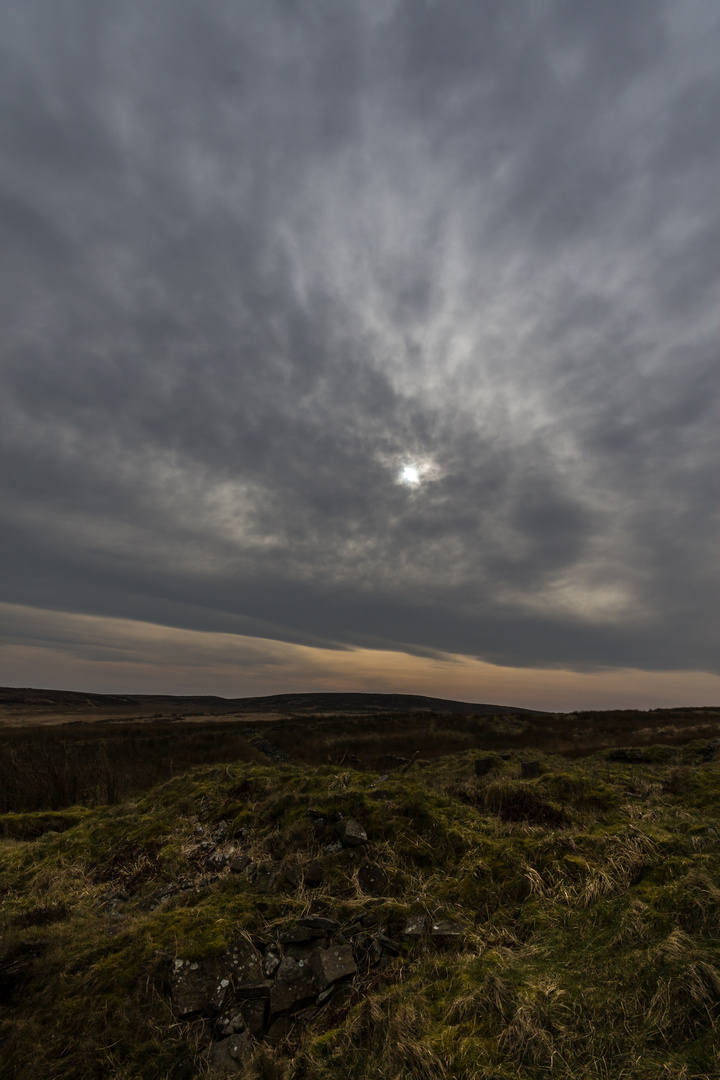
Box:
[1,0,718,692]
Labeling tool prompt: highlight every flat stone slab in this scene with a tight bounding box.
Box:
[269,957,317,1015]
[226,940,268,997]
[310,945,357,990]
[171,958,231,1017]
[429,919,464,943]
[335,818,368,846]
[403,916,428,939]
[298,915,339,933]
[358,861,388,895]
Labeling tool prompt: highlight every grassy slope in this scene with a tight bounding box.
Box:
[1,743,720,1079]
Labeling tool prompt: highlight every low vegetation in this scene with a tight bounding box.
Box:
[1,704,719,1078]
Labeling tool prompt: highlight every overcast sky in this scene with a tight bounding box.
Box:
[1,0,718,707]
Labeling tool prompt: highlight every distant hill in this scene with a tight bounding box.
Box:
[0,686,545,725]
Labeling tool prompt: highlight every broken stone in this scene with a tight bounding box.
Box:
[227,940,270,999]
[254,859,280,885]
[171,958,230,1017]
[403,916,428,940]
[239,997,267,1036]
[269,957,317,1015]
[310,945,357,990]
[169,1055,195,1080]
[265,1016,295,1043]
[298,915,338,933]
[207,1031,249,1076]
[282,862,302,888]
[217,1011,246,1036]
[358,861,387,896]
[429,919,464,944]
[520,760,541,779]
[304,860,324,887]
[375,933,401,954]
[211,821,229,843]
[312,817,327,840]
[285,938,327,962]
[229,854,252,874]
[279,926,314,944]
[263,950,281,978]
[335,819,367,847]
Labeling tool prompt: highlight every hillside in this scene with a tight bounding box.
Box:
[1,697,719,1078]
[0,687,544,726]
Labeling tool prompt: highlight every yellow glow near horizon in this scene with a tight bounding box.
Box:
[0,602,717,711]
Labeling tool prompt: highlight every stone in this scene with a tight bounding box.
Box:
[313,817,327,839]
[239,997,267,1036]
[304,861,324,887]
[254,859,280,885]
[217,1012,246,1036]
[207,1032,248,1076]
[520,760,541,779]
[474,756,497,777]
[285,938,327,961]
[263,951,281,978]
[279,926,314,944]
[169,1055,195,1080]
[305,808,324,819]
[310,945,357,990]
[358,861,388,896]
[211,821,229,843]
[429,919,464,944]
[266,1016,295,1043]
[335,819,367,847]
[226,940,270,999]
[375,933,401,955]
[323,840,343,855]
[229,854,252,874]
[171,958,230,1017]
[403,916,428,940]
[298,915,338,933]
[269,957,317,1015]
[282,862,302,888]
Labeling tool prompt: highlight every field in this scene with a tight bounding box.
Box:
[1,689,719,1079]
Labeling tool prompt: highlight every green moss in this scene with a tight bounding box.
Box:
[1,747,719,1079]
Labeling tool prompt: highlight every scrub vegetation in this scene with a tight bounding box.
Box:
[1,703,719,1078]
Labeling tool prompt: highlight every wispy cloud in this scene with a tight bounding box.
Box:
[1,1,717,698]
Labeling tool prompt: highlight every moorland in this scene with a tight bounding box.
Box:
[1,687,719,1079]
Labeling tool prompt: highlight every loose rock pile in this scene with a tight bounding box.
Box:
[166,811,465,1075]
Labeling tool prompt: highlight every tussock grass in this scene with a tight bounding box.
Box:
[1,729,720,1078]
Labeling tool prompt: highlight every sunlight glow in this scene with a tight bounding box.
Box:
[399,463,421,485]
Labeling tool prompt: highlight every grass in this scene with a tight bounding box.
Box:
[1,717,719,1078]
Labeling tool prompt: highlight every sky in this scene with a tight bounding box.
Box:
[1,0,718,710]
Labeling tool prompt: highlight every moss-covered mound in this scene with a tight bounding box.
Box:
[2,744,720,1079]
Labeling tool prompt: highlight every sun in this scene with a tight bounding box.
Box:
[399,463,421,486]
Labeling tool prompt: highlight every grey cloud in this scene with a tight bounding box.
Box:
[1,0,718,679]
